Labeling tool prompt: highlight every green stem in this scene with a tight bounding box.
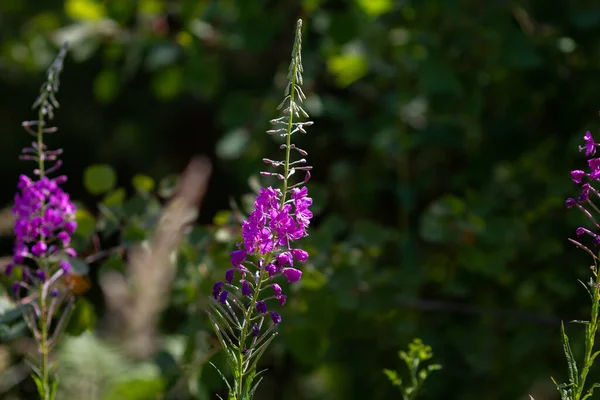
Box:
[38,283,51,400]
[279,57,298,208]
[575,264,600,400]
[36,108,45,178]
[235,269,268,400]
[36,95,51,400]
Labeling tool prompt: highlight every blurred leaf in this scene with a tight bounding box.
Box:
[75,209,97,238]
[145,44,180,71]
[152,66,183,100]
[103,188,127,207]
[355,0,394,17]
[84,164,117,195]
[65,0,106,21]
[103,378,164,400]
[327,53,368,87]
[158,174,179,198]
[216,128,250,160]
[68,297,96,335]
[132,174,155,194]
[69,258,91,275]
[94,68,120,104]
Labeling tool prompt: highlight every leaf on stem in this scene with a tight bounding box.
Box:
[561,321,579,388]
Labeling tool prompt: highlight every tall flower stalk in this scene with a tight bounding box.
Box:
[6,44,77,400]
[208,19,313,400]
[552,131,600,400]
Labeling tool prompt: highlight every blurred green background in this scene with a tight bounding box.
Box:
[1,0,599,399]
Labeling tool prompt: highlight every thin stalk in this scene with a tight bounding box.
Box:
[280,69,297,207]
[36,108,45,178]
[235,269,268,400]
[575,264,600,400]
[35,88,51,400]
[38,283,50,400]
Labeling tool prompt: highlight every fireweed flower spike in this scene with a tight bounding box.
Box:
[207,20,313,399]
[7,44,77,400]
[551,130,600,400]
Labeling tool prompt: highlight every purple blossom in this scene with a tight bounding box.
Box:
[252,324,260,337]
[11,174,77,277]
[225,268,235,284]
[291,249,309,262]
[272,283,282,297]
[571,170,585,184]
[580,131,598,156]
[59,261,71,274]
[270,312,281,325]
[231,249,247,266]
[219,290,229,304]
[256,301,267,314]
[568,131,600,249]
[283,267,302,283]
[209,21,313,347]
[277,252,293,267]
[212,282,224,299]
[265,263,277,276]
[241,280,252,297]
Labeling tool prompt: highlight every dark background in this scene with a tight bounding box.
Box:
[1,0,599,399]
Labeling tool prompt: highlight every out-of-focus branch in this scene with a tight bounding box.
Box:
[0,207,16,238]
[101,156,212,360]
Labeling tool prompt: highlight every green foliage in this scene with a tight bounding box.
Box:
[83,164,117,195]
[384,338,442,400]
[550,263,600,400]
[1,0,600,399]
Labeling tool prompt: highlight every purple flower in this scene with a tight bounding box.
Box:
[277,252,293,267]
[272,283,282,297]
[252,324,260,337]
[265,263,277,276]
[12,174,77,266]
[241,280,252,297]
[59,260,71,274]
[580,131,598,156]
[231,249,247,266]
[256,300,267,314]
[212,282,224,299]
[35,269,46,281]
[270,312,281,325]
[278,294,287,306]
[31,241,47,257]
[291,249,309,263]
[219,290,229,304]
[12,281,20,295]
[283,267,302,283]
[225,268,235,284]
[571,170,586,184]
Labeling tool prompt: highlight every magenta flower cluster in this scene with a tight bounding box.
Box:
[567,131,600,244]
[212,185,312,325]
[9,174,77,279]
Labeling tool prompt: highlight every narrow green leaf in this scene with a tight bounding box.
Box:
[561,321,579,387]
[570,320,590,325]
[582,383,600,400]
[32,374,44,397]
[245,333,277,374]
[49,377,59,400]
[248,374,265,399]
[579,279,594,301]
[209,362,232,392]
